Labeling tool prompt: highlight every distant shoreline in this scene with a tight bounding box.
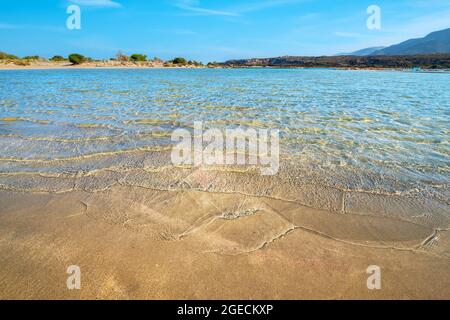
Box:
[1,61,450,73]
[1,65,449,73]
[2,52,450,71]
[0,65,204,70]
[0,62,205,70]
[221,54,450,70]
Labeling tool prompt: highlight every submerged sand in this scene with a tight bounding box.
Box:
[0,151,449,299]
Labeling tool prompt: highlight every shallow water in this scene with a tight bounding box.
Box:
[0,68,448,223]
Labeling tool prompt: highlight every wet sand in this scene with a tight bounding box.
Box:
[0,157,449,300]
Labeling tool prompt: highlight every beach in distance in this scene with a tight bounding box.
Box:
[1,53,450,71]
[0,68,448,299]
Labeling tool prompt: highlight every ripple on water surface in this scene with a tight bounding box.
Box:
[0,69,448,221]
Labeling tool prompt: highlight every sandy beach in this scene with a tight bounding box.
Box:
[0,61,205,70]
[0,155,449,300]
[1,189,449,300]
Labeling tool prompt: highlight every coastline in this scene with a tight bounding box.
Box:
[1,62,448,73]
[0,63,411,72]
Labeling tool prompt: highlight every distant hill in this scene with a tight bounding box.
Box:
[223,54,450,69]
[337,47,385,56]
[220,28,450,69]
[371,28,450,55]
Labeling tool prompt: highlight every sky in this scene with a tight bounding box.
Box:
[0,0,449,62]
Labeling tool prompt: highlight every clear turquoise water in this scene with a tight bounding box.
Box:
[0,68,448,192]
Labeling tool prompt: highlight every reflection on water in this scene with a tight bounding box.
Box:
[0,69,448,203]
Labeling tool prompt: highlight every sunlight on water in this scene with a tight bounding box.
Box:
[0,68,448,194]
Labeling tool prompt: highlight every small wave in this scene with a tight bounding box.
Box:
[0,145,172,163]
[0,117,49,124]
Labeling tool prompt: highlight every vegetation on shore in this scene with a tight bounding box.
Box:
[0,52,19,60]
[0,50,206,68]
[68,53,88,65]
[49,55,67,62]
[130,54,147,62]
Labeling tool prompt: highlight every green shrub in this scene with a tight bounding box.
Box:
[190,60,203,66]
[50,55,66,62]
[172,57,187,65]
[130,54,147,62]
[23,55,40,60]
[0,52,19,60]
[68,53,86,65]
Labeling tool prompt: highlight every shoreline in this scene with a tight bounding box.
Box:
[0,64,418,72]
[1,63,448,73]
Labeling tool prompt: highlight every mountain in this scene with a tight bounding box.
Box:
[337,47,385,56]
[221,28,450,69]
[371,28,450,55]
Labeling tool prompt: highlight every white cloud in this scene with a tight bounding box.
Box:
[69,0,121,8]
[174,0,311,17]
[175,3,239,17]
[231,0,312,14]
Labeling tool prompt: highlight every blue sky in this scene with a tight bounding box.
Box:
[0,0,449,62]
